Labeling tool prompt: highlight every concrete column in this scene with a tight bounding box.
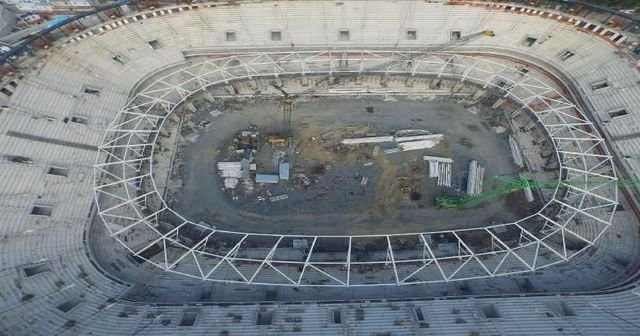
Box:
[300,76,309,87]
[511,109,523,119]
[247,79,258,92]
[405,76,415,87]
[491,98,505,109]
[224,84,239,95]
[452,82,464,93]
[379,75,388,87]
[473,89,486,101]
[203,91,215,103]
[185,102,196,113]
[524,121,537,131]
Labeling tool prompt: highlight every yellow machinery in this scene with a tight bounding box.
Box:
[483,30,495,37]
[266,136,287,144]
[271,83,295,136]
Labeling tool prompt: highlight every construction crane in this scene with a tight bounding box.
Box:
[435,174,636,209]
[270,82,295,137]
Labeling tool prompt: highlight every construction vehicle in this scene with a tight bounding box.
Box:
[271,83,295,136]
[435,174,634,209]
[265,135,287,144]
[483,30,495,37]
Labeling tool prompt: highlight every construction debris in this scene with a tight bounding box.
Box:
[224,178,239,189]
[298,174,311,186]
[269,194,289,202]
[384,148,401,154]
[360,176,368,187]
[217,162,243,178]
[237,130,260,148]
[372,145,380,156]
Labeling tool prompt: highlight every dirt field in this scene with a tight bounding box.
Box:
[168,96,532,235]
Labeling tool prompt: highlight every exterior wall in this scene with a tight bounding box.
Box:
[0,1,638,335]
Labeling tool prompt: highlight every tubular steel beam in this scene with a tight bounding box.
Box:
[94,50,617,287]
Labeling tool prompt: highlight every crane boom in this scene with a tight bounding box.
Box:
[271,83,294,135]
[435,175,632,209]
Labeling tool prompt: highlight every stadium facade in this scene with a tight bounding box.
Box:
[1,1,640,335]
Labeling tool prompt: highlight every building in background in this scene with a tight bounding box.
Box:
[1,0,95,13]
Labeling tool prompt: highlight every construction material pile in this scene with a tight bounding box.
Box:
[466,160,485,195]
[341,129,443,153]
[509,135,525,168]
[217,161,242,189]
[423,156,453,187]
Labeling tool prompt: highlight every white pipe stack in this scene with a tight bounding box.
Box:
[341,136,394,144]
[429,161,439,178]
[437,163,451,187]
[467,161,477,195]
[395,134,443,143]
[466,160,485,195]
[422,156,453,163]
[509,136,525,168]
[343,133,443,153]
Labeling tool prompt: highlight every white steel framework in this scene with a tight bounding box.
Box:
[94,51,618,287]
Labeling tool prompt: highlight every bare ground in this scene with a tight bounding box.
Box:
[168,96,533,235]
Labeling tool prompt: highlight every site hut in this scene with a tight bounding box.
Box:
[279,162,290,180]
[255,174,279,184]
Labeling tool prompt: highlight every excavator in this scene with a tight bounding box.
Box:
[435,174,634,209]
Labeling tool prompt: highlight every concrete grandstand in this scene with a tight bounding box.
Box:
[0,0,640,335]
